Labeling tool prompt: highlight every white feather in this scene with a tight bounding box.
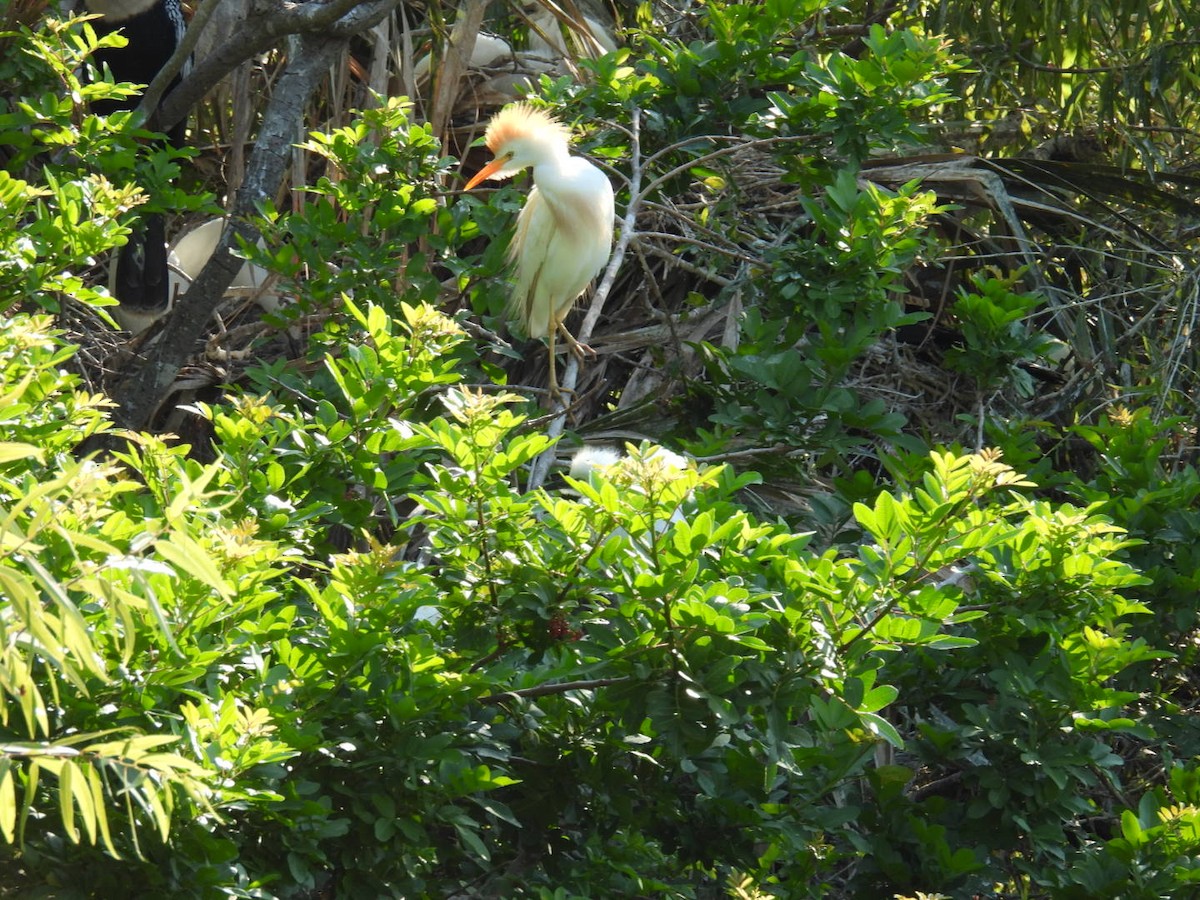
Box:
[569,446,623,480]
[511,156,614,336]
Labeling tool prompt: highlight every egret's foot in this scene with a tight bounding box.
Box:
[547,380,575,407]
[558,324,596,361]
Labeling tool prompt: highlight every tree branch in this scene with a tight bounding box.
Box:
[155,5,299,134]
[139,0,221,131]
[428,0,488,142]
[477,676,632,706]
[113,31,345,430]
[156,0,404,137]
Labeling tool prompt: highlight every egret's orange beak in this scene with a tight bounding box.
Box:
[464,157,506,191]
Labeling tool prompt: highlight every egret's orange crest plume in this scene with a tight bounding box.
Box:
[484,102,572,153]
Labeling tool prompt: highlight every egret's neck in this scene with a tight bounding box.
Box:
[84,0,161,21]
[530,146,575,181]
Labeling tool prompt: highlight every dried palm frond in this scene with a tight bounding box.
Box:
[862,153,1200,421]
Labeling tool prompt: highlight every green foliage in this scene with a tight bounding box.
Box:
[219,298,464,556]
[0,301,468,893]
[3,1,1200,897]
[755,24,960,163]
[0,318,215,861]
[0,15,208,315]
[918,0,1200,165]
[848,448,1164,894]
[1074,764,1200,896]
[605,2,958,165]
[544,2,962,473]
[1,300,1168,895]
[254,98,473,320]
[943,271,1055,395]
[693,173,941,463]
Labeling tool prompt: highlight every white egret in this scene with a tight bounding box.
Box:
[525,5,618,61]
[464,102,614,399]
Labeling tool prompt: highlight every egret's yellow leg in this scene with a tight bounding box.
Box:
[547,319,594,401]
[547,325,561,401]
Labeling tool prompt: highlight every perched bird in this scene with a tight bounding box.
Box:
[524,4,617,61]
[464,102,614,399]
[412,32,516,88]
[84,0,190,326]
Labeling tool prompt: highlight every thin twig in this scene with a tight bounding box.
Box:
[635,241,733,286]
[637,230,764,266]
[641,134,812,198]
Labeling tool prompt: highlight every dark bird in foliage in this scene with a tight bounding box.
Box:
[84,0,189,330]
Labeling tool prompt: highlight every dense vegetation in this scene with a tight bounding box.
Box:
[2,0,1200,896]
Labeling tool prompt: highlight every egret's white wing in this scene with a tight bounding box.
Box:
[508,159,614,337]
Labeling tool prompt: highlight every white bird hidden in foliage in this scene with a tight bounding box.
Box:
[464,102,614,399]
[569,444,692,543]
[116,217,282,334]
[568,445,624,480]
[525,5,618,61]
[412,32,516,87]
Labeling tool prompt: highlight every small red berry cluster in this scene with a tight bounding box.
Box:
[547,613,583,642]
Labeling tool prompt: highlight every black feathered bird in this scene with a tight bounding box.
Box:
[84,0,189,329]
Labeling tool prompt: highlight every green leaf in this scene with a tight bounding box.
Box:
[0,442,41,465]
[860,684,898,713]
[1120,808,1145,846]
[154,532,231,602]
[860,712,904,748]
[59,758,77,842]
[0,758,15,843]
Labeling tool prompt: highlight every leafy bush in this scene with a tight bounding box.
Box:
[533,0,965,473]
[856,456,1162,894]
[0,302,1170,896]
[251,99,453,317]
[0,319,215,867]
[0,15,208,317]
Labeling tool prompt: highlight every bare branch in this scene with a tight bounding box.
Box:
[157,0,404,135]
[636,231,764,266]
[641,134,812,200]
[113,31,346,430]
[477,676,633,706]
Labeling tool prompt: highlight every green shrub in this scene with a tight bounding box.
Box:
[0,15,209,317]
[2,300,1164,896]
[2,4,1196,898]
